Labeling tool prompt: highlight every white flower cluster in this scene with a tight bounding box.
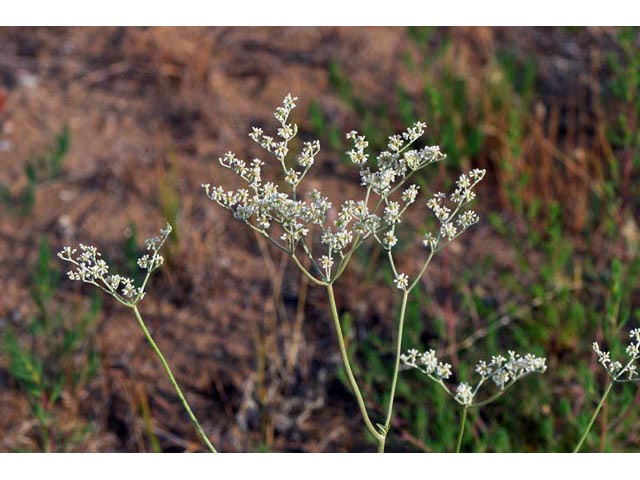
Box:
[423,169,485,249]
[473,351,547,391]
[203,94,485,285]
[249,93,299,163]
[402,348,547,407]
[592,328,640,381]
[400,348,453,381]
[249,93,320,189]
[351,123,442,197]
[203,177,332,250]
[58,223,172,306]
[203,95,448,281]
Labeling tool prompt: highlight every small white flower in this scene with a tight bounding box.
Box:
[469,168,486,182]
[107,275,121,290]
[598,350,611,365]
[387,134,404,152]
[426,194,442,211]
[420,350,438,373]
[274,142,289,160]
[319,255,334,278]
[456,173,471,189]
[285,169,300,186]
[422,232,437,250]
[609,361,623,374]
[382,230,398,249]
[394,273,409,290]
[455,383,474,406]
[401,348,420,366]
[249,126,263,142]
[403,150,421,170]
[493,371,510,389]
[401,184,419,204]
[593,342,603,356]
[383,202,401,225]
[137,255,149,269]
[436,362,452,380]
[457,210,479,229]
[320,255,333,270]
[475,360,491,377]
[491,355,506,367]
[277,124,295,140]
[347,149,368,166]
[440,223,457,241]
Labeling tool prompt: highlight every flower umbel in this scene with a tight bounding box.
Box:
[423,169,485,253]
[202,93,473,285]
[58,223,172,306]
[402,348,547,407]
[592,328,640,382]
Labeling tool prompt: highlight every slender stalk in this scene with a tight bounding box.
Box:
[382,291,409,435]
[409,249,435,292]
[132,305,218,453]
[292,254,327,286]
[573,381,613,453]
[248,224,290,255]
[333,238,362,281]
[456,406,468,453]
[299,238,323,278]
[386,250,399,277]
[325,284,384,445]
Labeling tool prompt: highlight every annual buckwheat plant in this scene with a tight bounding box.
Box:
[402,348,547,452]
[58,224,217,453]
[202,93,498,452]
[574,328,640,452]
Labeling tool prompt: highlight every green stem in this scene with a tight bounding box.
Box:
[132,305,218,453]
[573,381,613,453]
[325,284,384,446]
[333,238,362,281]
[409,249,435,292]
[456,406,468,453]
[299,238,323,278]
[292,253,327,286]
[382,291,409,439]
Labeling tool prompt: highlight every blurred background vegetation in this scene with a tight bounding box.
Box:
[0,26,639,452]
